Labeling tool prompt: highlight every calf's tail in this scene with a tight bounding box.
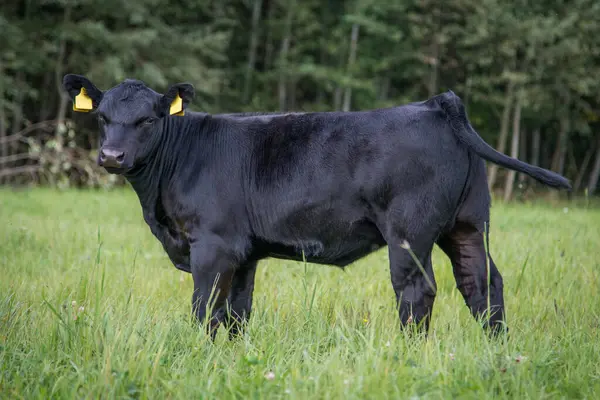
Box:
[436,91,572,190]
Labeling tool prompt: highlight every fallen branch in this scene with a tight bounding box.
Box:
[0,153,39,165]
[0,134,24,145]
[0,120,58,145]
[0,165,41,178]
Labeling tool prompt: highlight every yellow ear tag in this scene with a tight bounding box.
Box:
[169,94,185,116]
[73,87,93,112]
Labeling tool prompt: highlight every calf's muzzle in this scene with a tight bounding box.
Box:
[99,148,125,169]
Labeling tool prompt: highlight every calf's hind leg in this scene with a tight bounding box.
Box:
[224,260,258,339]
[387,239,437,335]
[436,221,506,336]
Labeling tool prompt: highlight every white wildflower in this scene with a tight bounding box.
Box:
[264,371,275,380]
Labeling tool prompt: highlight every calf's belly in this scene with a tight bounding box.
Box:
[258,219,387,267]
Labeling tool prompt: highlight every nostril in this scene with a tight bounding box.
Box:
[116,152,125,163]
[99,150,106,161]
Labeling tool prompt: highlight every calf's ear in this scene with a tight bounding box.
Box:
[160,83,195,117]
[62,74,104,112]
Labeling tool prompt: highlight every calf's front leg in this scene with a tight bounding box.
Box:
[143,211,191,272]
[224,260,258,339]
[160,232,190,273]
[189,234,239,338]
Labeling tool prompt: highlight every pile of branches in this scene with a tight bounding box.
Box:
[0,120,125,189]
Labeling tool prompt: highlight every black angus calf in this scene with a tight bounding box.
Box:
[62,74,571,338]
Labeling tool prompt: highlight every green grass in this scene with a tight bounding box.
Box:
[1,187,599,399]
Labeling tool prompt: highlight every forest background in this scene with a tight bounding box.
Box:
[1,0,600,201]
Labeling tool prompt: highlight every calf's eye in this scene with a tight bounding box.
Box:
[142,118,156,126]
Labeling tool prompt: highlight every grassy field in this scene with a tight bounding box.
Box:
[1,187,599,399]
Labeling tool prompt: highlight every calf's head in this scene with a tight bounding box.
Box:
[62,74,194,173]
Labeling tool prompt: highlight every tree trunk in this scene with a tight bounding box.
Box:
[342,23,359,112]
[242,0,263,104]
[518,128,528,187]
[0,62,7,184]
[263,0,276,69]
[288,78,297,110]
[587,137,600,195]
[278,0,295,111]
[427,36,439,97]
[54,5,72,150]
[316,84,325,106]
[333,87,342,110]
[8,71,25,157]
[39,71,53,122]
[316,44,327,106]
[550,115,569,175]
[531,128,540,166]
[55,92,68,152]
[9,0,30,157]
[315,4,329,107]
[503,90,523,202]
[488,80,515,191]
[0,62,7,160]
[574,142,595,192]
[464,76,471,109]
[527,127,541,190]
[11,72,25,136]
[541,133,550,170]
[378,76,390,101]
